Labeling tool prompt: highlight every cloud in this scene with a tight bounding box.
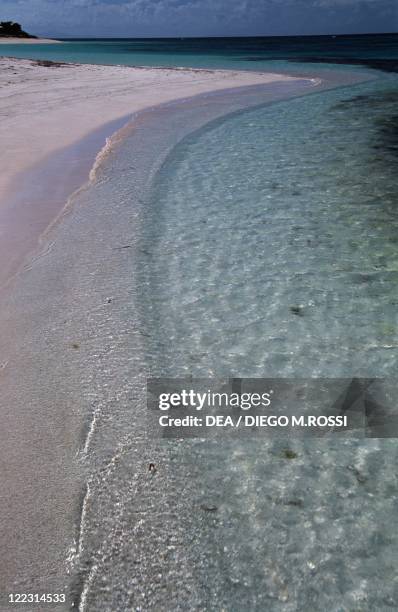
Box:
[1,0,396,36]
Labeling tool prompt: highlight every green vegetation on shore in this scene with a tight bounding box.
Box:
[0,21,36,38]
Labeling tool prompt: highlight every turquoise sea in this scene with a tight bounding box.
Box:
[2,34,398,610]
[1,33,397,72]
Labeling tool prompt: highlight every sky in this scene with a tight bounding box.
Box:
[1,0,397,37]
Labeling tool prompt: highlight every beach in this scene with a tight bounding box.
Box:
[1,38,397,610]
[0,57,297,289]
[0,37,61,44]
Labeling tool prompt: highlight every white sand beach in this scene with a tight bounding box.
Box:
[0,58,293,202]
[0,57,296,288]
[0,37,61,43]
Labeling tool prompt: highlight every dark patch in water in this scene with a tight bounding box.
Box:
[290,57,398,74]
[331,90,398,166]
[289,305,304,316]
[282,449,298,460]
[285,499,304,508]
[242,56,398,74]
[332,90,398,111]
[351,273,374,285]
[375,113,398,159]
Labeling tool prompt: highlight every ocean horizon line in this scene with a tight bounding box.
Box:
[42,31,398,41]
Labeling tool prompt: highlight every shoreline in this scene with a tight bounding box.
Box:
[0,57,299,291]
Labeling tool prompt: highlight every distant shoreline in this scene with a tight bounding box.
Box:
[0,37,61,44]
[0,57,297,290]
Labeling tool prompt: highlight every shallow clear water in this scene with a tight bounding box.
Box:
[140,74,398,379]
